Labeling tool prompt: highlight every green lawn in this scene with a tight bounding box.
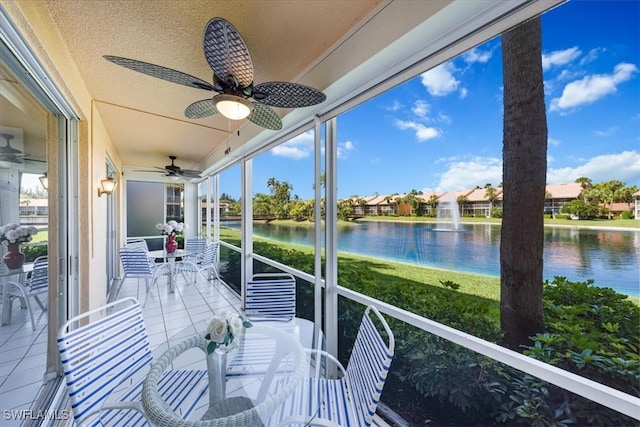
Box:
[30,227,48,243]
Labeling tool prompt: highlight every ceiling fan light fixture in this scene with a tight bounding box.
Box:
[214,94,252,120]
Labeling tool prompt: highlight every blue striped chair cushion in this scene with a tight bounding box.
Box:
[119,248,155,277]
[245,273,296,321]
[267,305,394,427]
[57,298,207,426]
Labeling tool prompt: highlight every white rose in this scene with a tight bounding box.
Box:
[155,223,164,231]
[229,316,244,337]
[207,317,228,344]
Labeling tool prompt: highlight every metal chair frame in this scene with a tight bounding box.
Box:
[5,255,48,331]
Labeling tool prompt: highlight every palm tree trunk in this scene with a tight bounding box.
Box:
[500,17,547,350]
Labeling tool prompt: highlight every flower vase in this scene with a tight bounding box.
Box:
[206,339,239,404]
[3,243,25,269]
[165,234,178,255]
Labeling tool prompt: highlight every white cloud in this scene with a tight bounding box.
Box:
[550,63,638,112]
[271,131,314,159]
[593,127,618,137]
[338,140,355,159]
[437,156,502,191]
[542,47,581,71]
[420,62,462,97]
[463,47,493,64]
[548,137,561,147]
[438,112,451,124]
[387,100,402,112]
[394,119,440,142]
[547,151,640,184]
[412,100,430,118]
[580,47,605,66]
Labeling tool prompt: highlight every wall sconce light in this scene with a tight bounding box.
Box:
[39,172,48,190]
[213,94,252,120]
[98,176,117,197]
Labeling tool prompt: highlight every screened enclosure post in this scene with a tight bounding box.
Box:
[324,117,338,359]
[314,116,323,329]
[241,158,253,309]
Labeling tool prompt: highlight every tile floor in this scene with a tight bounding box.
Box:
[0,271,241,427]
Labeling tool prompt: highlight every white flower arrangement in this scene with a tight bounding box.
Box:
[0,223,38,245]
[205,311,252,355]
[155,220,186,236]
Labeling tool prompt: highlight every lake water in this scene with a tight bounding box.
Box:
[226,221,640,297]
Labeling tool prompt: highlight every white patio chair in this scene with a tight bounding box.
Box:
[57,297,208,427]
[183,237,208,262]
[119,248,170,306]
[126,238,149,253]
[271,305,395,427]
[244,273,296,322]
[5,255,48,331]
[175,241,220,285]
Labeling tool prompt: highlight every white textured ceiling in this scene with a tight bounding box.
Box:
[42,0,398,177]
[5,0,560,180]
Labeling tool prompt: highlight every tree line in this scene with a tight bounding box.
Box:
[561,177,638,219]
[220,176,637,222]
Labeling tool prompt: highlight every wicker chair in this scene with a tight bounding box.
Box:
[57,298,208,426]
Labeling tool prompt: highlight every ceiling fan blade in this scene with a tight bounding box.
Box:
[133,169,163,173]
[249,103,282,130]
[203,18,253,88]
[185,99,218,119]
[104,56,215,91]
[252,82,327,108]
[0,154,24,164]
[179,170,202,178]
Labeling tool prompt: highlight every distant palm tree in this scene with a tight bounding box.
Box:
[575,177,593,202]
[485,186,499,218]
[456,194,469,217]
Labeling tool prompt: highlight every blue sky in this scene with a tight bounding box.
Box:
[248,0,640,201]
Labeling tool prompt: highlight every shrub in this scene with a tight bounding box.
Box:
[223,238,639,426]
[22,243,48,262]
[621,210,633,220]
[497,277,640,426]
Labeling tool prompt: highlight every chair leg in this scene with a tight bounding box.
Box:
[24,296,36,331]
[143,277,155,307]
[8,286,36,331]
[33,295,47,311]
[210,265,221,283]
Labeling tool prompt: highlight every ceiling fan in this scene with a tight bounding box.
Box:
[104,17,326,131]
[0,133,25,164]
[138,156,202,179]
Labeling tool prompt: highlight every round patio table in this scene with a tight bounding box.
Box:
[140,319,324,426]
